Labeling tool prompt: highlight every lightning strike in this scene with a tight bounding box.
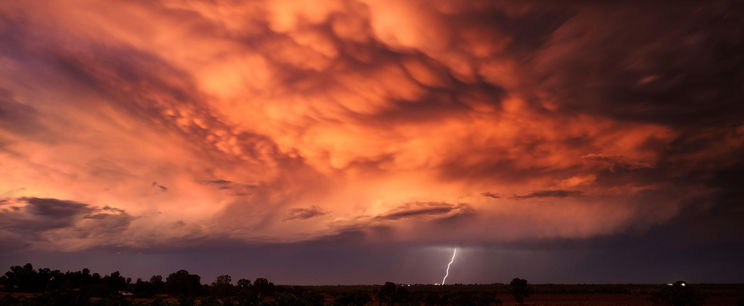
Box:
[440,248,458,285]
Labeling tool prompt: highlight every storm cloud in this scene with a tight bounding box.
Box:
[0,0,742,282]
[0,197,133,250]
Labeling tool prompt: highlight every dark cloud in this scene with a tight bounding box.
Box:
[376,202,468,221]
[582,153,652,171]
[512,190,582,199]
[204,179,232,185]
[524,1,744,126]
[0,0,742,283]
[0,197,133,245]
[201,179,258,197]
[0,89,44,138]
[7,197,94,231]
[432,206,477,225]
[284,206,326,221]
[151,181,168,192]
[481,192,501,199]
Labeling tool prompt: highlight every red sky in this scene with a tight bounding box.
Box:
[1,0,743,283]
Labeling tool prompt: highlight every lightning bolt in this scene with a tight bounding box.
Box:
[440,248,457,285]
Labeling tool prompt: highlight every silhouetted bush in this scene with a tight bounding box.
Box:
[510,277,531,304]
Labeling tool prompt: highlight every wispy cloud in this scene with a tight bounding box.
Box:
[512,190,582,200]
[285,206,327,221]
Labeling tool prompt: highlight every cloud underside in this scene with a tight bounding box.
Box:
[0,197,133,250]
[0,1,742,250]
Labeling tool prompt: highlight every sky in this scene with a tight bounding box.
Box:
[1,0,743,284]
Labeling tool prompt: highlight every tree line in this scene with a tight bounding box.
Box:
[0,263,520,305]
[1,263,717,306]
[0,263,299,305]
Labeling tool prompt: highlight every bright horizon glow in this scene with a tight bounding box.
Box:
[441,248,458,285]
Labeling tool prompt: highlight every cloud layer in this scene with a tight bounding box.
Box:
[1,0,742,252]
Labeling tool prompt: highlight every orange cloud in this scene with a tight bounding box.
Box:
[0,0,741,251]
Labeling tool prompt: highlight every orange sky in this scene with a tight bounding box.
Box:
[1,0,742,253]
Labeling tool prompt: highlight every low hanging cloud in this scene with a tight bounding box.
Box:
[1,197,93,232]
[0,197,134,250]
[0,0,742,250]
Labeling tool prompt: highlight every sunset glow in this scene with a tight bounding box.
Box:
[1,0,742,284]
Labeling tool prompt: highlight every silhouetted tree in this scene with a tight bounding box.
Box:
[510,277,531,304]
[253,277,275,299]
[215,274,232,286]
[3,263,40,292]
[150,275,165,294]
[210,274,235,297]
[102,271,127,294]
[237,278,252,288]
[165,270,202,296]
[132,278,156,297]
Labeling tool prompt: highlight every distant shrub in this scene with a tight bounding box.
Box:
[510,278,531,304]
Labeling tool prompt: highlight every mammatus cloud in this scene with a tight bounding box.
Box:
[0,1,742,251]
